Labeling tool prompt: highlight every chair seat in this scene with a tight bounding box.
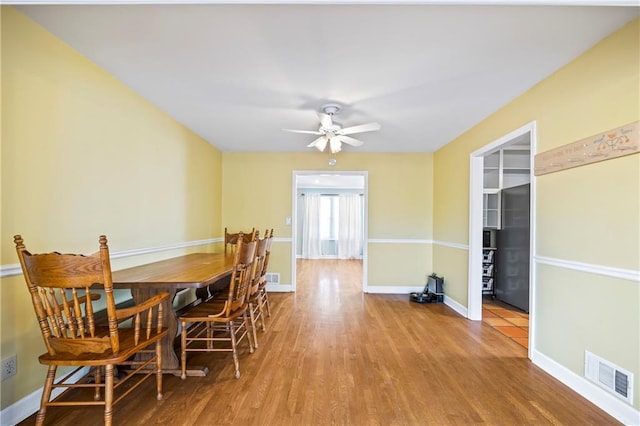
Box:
[39,327,169,366]
[180,301,249,323]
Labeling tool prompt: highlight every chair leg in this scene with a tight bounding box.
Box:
[243,311,254,354]
[36,365,56,426]
[156,339,163,400]
[257,296,267,332]
[104,364,114,426]
[261,288,271,317]
[228,322,241,379]
[206,322,214,349]
[93,366,102,401]
[181,319,188,380]
[248,302,259,349]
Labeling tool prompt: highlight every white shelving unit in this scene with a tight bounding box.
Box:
[483,147,530,229]
[502,148,531,189]
[482,248,496,295]
[482,191,500,229]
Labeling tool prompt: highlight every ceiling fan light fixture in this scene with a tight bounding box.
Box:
[329,138,342,154]
[315,137,328,152]
[283,102,380,153]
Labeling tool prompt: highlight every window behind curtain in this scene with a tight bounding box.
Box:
[302,193,362,259]
[319,195,339,241]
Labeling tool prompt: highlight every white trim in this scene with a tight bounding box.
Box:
[265,283,293,292]
[1,238,221,278]
[291,171,369,293]
[468,121,536,334]
[0,264,22,279]
[368,238,433,244]
[110,238,219,259]
[6,1,639,7]
[444,295,468,318]
[535,256,640,282]
[468,153,485,321]
[296,255,364,259]
[432,240,470,251]
[272,237,291,243]
[528,123,538,361]
[0,367,90,426]
[532,349,640,426]
[365,285,425,294]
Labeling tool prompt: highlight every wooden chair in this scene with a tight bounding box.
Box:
[179,238,257,379]
[194,229,258,302]
[257,229,274,318]
[224,227,257,254]
[14,235,169,426]
[245,236,268,347]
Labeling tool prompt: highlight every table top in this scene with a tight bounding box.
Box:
[112,252,235,289]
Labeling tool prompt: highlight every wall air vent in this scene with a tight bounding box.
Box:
[265,272,280,285]
[585,351,633,405]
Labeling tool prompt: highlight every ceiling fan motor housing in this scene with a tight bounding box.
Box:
[321,103,342,116]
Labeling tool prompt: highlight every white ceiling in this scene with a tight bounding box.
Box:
[15,3,638,153]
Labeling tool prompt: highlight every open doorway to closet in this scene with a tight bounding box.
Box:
[291,171,368,293]
[468,122,536,358]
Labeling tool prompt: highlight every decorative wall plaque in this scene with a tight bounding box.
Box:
[534,121,639,176]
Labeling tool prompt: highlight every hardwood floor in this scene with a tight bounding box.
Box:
[20,259,618,425]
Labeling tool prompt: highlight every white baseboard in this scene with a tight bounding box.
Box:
[0,367,90,426]
[265,283,293,292]
[365,286,424,294]
[1,387,42,426]
[532,349,640,425]
[444,295,468,318]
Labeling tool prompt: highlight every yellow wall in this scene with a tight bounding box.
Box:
[2,2,638,417]
[433,18,640,408]
[222,152,434,287]
[432,245,468,306]
[368,243,432,287]
[0,7,222,409]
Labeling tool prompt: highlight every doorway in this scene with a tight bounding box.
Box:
[291,171,368,292]
[468,122,536,359]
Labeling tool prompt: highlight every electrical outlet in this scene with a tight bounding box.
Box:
[1,354,17,380]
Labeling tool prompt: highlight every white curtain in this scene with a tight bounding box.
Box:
[337,194,363,259]
[301,193,322,259]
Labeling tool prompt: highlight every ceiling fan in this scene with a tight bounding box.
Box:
[283,103,381,153]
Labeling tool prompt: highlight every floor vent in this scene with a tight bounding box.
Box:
[585,351,633,404]
[265,272,280,285]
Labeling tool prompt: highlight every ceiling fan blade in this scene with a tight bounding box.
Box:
[338,122,381,135]
[283,128,323,135]
[318,112,333,129]
[307,136,328,152]
[335,135,364,147]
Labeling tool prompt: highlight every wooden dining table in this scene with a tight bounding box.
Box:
[112,252,236,376]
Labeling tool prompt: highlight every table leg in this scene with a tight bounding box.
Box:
[130,288,209,377]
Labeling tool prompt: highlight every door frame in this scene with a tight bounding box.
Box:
[291,170,369,292]
[468,121,537,359]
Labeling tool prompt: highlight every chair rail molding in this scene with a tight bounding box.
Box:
[0,237,221,278]
[368,238,433,244]
[534,255,639,282]
[433,240,470,250]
